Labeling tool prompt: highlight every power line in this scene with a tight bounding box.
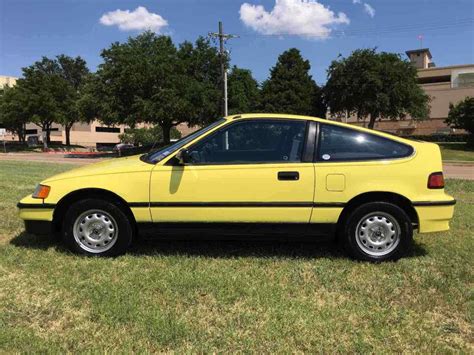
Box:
[209,21,239,117]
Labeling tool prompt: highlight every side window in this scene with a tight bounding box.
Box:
[188,120,307,164]
[318,124,413,162]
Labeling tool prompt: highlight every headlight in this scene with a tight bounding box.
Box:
[32,184,51,199]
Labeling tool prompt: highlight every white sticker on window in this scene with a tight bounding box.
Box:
[322,154,331,161]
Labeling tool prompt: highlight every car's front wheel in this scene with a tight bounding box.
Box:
[341,202,413,262]
[62,198,134,256]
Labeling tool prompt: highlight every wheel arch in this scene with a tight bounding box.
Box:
[337,191,418,229]
[52,188,137,233]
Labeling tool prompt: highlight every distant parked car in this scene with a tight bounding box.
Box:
[113,143,135,155]
[18,114,455,261]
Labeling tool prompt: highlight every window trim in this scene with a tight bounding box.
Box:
[315,123,415,163]
[181,118,311,166]
[302,121,316,163]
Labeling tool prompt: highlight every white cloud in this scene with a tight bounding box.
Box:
[239,0,350,39]
[363,3,376,17]
[352,1,376,18]
[99,6,168,32]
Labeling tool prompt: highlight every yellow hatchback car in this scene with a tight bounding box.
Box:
[18,114,456,261]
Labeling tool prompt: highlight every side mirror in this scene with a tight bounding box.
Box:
[175,149,191,165]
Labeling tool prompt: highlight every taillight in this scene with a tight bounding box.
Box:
[428,172,444,189]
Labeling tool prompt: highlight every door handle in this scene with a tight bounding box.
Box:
[278,171,299,181]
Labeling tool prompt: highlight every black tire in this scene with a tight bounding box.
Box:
[62,198,134,257]
[340,202,413,262]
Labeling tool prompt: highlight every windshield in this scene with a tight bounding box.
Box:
[141,118,226,163]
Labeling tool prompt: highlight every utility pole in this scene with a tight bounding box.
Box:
[209,21,238,116]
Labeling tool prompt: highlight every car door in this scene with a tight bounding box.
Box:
[149,118,316,223]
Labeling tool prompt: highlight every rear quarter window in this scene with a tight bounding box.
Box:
[318,124,414,162]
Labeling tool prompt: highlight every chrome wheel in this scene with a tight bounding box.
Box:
[355,212,401,256]
[73,209,118,253]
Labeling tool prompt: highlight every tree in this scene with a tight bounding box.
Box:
[324,48,430,129]
[228,66,260,114]
[91,32,223,144]
[55,55,90,146]
[260,48,326,117]
[445,97,474,145]
[0,86,29,142]
[177,37,224,125]
[19,57,69,147]
[15,56,90,147]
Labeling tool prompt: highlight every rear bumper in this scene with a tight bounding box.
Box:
[414,199,456,233]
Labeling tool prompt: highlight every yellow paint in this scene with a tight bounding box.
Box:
[310,208,343,224]
[19,209,54,221]
[415,205,455,233]
[18,114,455,234]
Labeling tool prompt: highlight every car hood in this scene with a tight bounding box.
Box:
[42,155,154,183]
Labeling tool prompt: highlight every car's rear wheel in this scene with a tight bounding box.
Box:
[62,199,134,256]
[341,202,412,262]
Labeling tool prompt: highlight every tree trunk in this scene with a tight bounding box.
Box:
[162,124,171,144]
[17,125,26,143]
[65,123,72,146]
[19,123,26,143]
[368,113,377,129]
[41,122,50,150]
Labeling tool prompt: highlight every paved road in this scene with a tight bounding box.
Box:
[1,153,473,180]
[443,163,474,180]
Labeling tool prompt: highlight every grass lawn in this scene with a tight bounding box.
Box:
[0,161,472,352]
[439,143,474,162]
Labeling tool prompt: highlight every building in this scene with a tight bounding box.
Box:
[336,48,474,136]
[0,75,17,88]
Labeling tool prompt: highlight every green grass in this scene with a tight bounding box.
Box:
[0,161,473,352]
[440,143,474,162]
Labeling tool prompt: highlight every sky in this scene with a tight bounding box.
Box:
[1,0,473,84]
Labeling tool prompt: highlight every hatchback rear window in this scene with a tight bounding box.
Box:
[318,124,413,162]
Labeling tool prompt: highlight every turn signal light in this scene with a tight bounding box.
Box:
[32,184,51,199]
[428,172,444,189]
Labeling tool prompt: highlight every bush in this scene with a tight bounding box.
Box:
[119,126,181,146]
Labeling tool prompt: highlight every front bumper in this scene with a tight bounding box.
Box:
[17,202,55,222]
[17,197,56,235]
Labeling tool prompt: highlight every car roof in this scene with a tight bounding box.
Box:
[226,113,321,122]
[225,113,416,146]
